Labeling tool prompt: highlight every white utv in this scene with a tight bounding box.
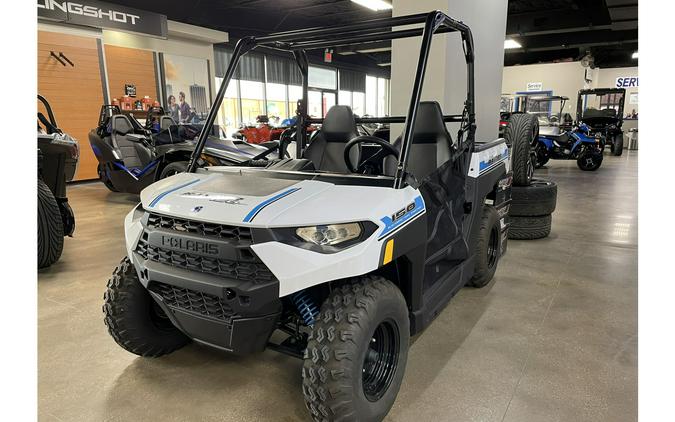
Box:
[103,11,512,422]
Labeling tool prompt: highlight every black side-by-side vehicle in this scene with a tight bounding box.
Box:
[38,95,79,268]
[577,88,626,156]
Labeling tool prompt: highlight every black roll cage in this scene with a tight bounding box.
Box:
[187,10,476,189]
[576,88,626,123]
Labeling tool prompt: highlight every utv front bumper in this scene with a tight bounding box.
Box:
[131,212,282,355]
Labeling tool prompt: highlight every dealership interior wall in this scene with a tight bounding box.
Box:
[38,19,392,181]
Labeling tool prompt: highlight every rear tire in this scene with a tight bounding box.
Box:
[302,276,409,422]
[510,179,557,216]
[159,161,188,179]
[38,179,64,268]
[612,134,623,156]
[103,257,190,357]
[508,214,552,240]
[468,206,501,288]
[505,113,538,186]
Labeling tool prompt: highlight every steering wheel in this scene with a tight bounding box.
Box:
[344,135,399,174]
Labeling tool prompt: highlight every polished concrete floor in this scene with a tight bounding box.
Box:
[38,152,638,422]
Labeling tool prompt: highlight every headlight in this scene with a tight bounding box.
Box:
[296,223,362,246]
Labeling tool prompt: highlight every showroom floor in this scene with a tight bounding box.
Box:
[38,152,638,422]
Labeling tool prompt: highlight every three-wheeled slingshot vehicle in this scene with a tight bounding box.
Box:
[103,11,513,421]
[89,106,279,194]
[577,88,626,156]
[525,95,604,171]
[38,95,79,268]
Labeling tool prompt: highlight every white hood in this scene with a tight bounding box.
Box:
[139,168,420,229]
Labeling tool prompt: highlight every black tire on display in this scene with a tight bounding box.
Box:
[508,214,552,240]
[159,161,188,179]
[98,164,119,192]
[468,206,501,288]
[576,150,603,171]
[510,178,558,216]
[38,179,64,268]
[612,134,624,156]
[103,257,190,357]
[302,276,409,422]
[505,113,538,186]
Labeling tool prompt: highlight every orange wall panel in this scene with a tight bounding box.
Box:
[38,31,104,181]
[104,45,157,102]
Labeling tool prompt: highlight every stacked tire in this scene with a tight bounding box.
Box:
[505,114,557,240]
[508,179,557,240]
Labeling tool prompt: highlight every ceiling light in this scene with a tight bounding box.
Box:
[377,62,391,66]
[504,39,522,49]
[356,47,392,53]
[632,51,638,59]
[351,0,393,12]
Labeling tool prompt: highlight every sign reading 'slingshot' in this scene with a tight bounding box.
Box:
[37,0,168,38]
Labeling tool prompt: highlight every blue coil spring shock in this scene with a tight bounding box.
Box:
[292,291,319,326]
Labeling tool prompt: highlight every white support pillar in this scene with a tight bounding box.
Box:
[390,0,508,141]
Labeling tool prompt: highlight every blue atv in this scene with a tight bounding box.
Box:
[523,95,603,171]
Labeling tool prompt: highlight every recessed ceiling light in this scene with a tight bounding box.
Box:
[351,0,393,12]
[356,47,392,53]
[377,62,391,67]
[504,39,522,49]
[632,51,638,59]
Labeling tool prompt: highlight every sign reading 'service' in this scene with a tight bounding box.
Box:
[37,0,168,38]
[616,76,639,88]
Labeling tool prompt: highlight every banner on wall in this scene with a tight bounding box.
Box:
[163,54,211,124]
[37,0,168,38]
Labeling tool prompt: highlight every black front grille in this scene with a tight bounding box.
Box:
[146,213,252,243]
[149,281,235,322]
[135,233,275,283]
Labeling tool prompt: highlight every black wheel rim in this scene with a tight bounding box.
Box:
[487,226,499,268]
[362,319,400,402]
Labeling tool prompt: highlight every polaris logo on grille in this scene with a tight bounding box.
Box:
[161,235,219,255]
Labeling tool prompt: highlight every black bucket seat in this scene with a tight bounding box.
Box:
[303,105,360,173]
[384,101,453,180]
[110,115,152,170]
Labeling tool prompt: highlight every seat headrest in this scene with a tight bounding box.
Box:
[322,105,358,142]
[160,116,176,131]
[112,115,134,135]
[410,101,451,144]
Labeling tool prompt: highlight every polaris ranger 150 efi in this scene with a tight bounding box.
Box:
[103,11,512,422]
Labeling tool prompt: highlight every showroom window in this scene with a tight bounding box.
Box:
[365,75,377,116]
[338,69,367,116]
[288,85,302,119]
[215,77,240,136]
[214,46,390,129]
[309,66,337,90]
[338,90,352,107]
[377,77,390,116]
[266,83,287,122]
[240,80,265,125]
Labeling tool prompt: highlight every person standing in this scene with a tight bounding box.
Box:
[167,95,179,122]
[178,92,191,123]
